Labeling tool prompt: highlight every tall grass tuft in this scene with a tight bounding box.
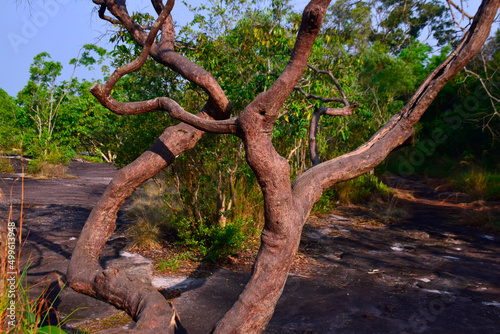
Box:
[313,173,393,213]
[450,167,500,201]
[0,154,14,174]
[126,178,169,249]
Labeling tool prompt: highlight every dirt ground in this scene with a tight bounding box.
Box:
[1,159,499,333]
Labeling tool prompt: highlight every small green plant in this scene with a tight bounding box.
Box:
[313,173,393,213]
[0,156,14,174]
[156,256,181,272]
[77,154,104,163]
[1,264,76,333]
[450,167,500,201]
[172,216,248,261]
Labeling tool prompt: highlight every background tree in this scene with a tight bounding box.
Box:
[66,0,500,333]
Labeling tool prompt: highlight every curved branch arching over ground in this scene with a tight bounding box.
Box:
[68,0,500,333]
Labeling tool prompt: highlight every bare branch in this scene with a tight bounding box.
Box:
[464,67,500,131]
[309,104,358,166]
[100,0,174,97]
[294,86,345,103]
[90,1,237,135]
[448,0,474,19]
[98,0,230,117]
[91,84,238,135]
[296,63,358,165]
[306,64,348,104]
[446,0,474,31]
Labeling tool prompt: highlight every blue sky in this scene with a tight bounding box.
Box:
[0,0,489,98]
[0,0,202,97]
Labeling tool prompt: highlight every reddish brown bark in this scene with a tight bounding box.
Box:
[68,0,500,333]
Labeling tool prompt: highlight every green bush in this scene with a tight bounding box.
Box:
[450,167,500,201]
[313,173,392,213]
[0,156,14,174]
[172,216,247,261]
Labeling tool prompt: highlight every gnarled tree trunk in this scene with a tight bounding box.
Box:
[68,0,500,333]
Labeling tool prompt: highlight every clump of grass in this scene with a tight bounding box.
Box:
[313,173,393,213]
[126,218,163,250]
[371,197,410,223]
[76,311,131,333]
[450,167,500,201]
[0,156,14,174]
[126,178,170,250]
[156,257,181,272]
[27,161,70,178]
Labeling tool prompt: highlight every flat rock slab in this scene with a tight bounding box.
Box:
[1,162,499,333]
[0,160,116,206]
[175,266,500,334]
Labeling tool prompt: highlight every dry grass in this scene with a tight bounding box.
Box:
[126,178,169,250]
[0,157,14,174]
[451,167,500,201]
[27,161,74,179]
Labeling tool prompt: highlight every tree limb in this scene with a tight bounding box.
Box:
[249,0,331,118]
[309,104,358,166]
[293,0,500,218]
[296,64,358,165]
[100,0,230,116]
[90,0,237,135]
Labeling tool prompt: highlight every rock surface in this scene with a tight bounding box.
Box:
[1,161,499,333]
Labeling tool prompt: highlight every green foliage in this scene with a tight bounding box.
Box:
[313,173,393,213]
[0,89,22,151]
[0,156,14,174]
[25,143,73,177]
[156,256,181,272]
[171,216,247,261]
[450,166,500,201]
[155,253,194,272]
[1,265,72,334]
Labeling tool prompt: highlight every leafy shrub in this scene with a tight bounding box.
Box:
[172,216,247,261]
[27,161,69,178]
[0,156,14,174]
[450,167,500,201]
[313,173,392,213]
